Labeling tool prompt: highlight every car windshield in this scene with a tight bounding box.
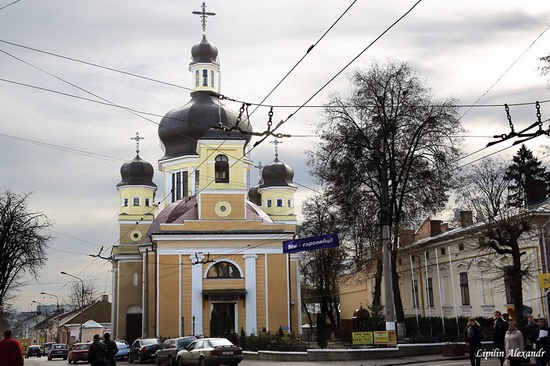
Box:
[75,344,89,350]
[177,338,195,348]
[141,339,158,346]
[53,344,66,349]
[209,339,232,347]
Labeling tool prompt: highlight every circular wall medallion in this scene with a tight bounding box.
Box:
[214,201,232,217]
[130,230,142,242]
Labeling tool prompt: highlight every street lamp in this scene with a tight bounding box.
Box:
[41,292,60,342]
[32,300,48,344]
[61,271,85,342]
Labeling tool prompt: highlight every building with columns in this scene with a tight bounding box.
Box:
[110,5,300,344]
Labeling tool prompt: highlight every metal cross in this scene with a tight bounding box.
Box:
[270,138,283,159]
[130,132,145,154]
[192,2,216,34]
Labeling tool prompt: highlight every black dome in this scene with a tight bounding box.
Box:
[158,91,252,160]
[190,35,219,65]
[259,158,296,189]
[117,154,157,188]
[248,184,261,206]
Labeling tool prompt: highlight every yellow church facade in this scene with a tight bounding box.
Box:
[110,12,300,343]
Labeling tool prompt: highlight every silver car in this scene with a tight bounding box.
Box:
[176,338,243,366]
[156,336,196,366]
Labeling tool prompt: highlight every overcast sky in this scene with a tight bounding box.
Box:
[1,0,549,312]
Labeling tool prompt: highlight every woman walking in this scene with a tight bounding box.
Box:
[505,321,525,366]
[465,317,482,366]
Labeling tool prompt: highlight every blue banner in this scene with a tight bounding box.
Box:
[282,233,339,253]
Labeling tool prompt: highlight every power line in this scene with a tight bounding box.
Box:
[0,0,21,11]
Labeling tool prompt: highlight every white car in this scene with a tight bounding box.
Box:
[176,338,243,366]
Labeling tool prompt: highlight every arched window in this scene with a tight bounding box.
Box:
[215,155,229,183]
[207,261,241,278]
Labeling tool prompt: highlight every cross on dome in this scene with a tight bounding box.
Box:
[270,138,283,159]
[192,2,216,34]
[130,132,145,154]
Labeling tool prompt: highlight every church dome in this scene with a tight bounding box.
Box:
[190,35,219,65]
[117,154,157,188]
[247,184,261,206]
[158,91,252,160]
[259,158,296,189]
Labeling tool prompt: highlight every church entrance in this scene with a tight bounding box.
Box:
[126,313,142,345]
[211,302,236,337]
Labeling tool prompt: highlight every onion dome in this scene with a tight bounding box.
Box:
[158,91,252,160]
[247,184,261,206]
[190,35,219,66]
[259,158,296,189]
[116,154,157,188]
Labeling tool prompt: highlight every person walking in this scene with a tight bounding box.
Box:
[504,321,525,366]
[103,333,118,366]
[465,317,482,366]
[88,334,108,366]
[534,318,549,366]
[0,330,24,366]
[493,311,509,366]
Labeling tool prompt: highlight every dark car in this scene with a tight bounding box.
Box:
[47,343,68,360]
[25,345,42,358]
[68,342,91,364]
[41,341,54,356]
[176,338,243,366]
[155,336,196,366]
[128,337,161,364]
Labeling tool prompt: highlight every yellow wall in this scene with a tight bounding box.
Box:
[200,193,245,220]
[339,273,370,320]
[158,254,181,338]
[267,254,289,331]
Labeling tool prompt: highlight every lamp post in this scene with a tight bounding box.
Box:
[61,271,85,342]
[41,292,60,342]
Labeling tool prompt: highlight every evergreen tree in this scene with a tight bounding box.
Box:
[504,144,548,207]
[210,308,220,337]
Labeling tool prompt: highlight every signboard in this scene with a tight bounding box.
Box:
[538,273,550,288]
[373,331,397,345]
[282,233,339,254]
[352,332,374,345]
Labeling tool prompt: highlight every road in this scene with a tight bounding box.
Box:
[22,356,504,366]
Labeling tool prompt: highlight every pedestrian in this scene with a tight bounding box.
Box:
[0,329,24,366]
[502,313,511,324]
[228,328,238,346]
[465,317,482,366]
[504,321,525,366]
[88,333,108,366]
[524,315,537,363]
[534,318,549,366]
[493,311,509,366]
[103,333,118,366]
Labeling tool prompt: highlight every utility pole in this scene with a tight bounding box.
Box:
[61,271,85,342]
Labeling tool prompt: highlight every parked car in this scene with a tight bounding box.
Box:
[155,336,196,366]
[41,341,54,356]
[68,342,91,364]
[115,339,129,360]
[25,345,42,358]
[128,337,161,364]
[176,338,243,366]
[47,343,68,360]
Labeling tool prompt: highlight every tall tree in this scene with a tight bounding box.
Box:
[299,193,346,332]
[0,190,52,310]
[307,60,464,322]
[454,157,510,221]
[505,144,548,208]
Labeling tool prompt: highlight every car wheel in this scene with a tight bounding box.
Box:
[177,357,185,366]
[156,356,161,365]
[138,355,145,364]
[169,355,176,366]
[198,357,205,366]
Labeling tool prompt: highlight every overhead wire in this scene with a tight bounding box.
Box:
[0,0,21,11]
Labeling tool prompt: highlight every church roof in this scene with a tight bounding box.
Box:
[259,157,296,189]
[117,154,156,188]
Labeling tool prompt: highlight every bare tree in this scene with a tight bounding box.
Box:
[0,189,52,310]
[454,157,510,221]
[308,60,464,321]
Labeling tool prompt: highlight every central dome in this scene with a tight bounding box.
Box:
[158,91,252,160]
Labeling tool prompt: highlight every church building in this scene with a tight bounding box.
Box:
[110,4,300,343]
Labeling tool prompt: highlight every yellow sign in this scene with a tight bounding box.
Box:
[537,273,550,288]
[352,331,373,345]
[374,331,397,345]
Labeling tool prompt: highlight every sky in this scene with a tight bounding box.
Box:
[1,0,549,313]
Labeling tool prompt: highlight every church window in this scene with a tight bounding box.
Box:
[171,171,189,202]
[145,198,151,207]
[215,155,229,183]
[195,70,199,87]
[133,273,138,287]
[202,69,208,87]
[194,170,200,194]
[288,199,292,208]
[459,272,470,305]
[266,199,272,208]
[211,71,215,88]
[133,197,140,206]
[276,199,283,207]
[123,198,128,207]
[207,261,241,278]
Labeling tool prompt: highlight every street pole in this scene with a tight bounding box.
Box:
[41,292,60,342]
[61,271,85,342]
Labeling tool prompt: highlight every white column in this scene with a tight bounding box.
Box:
[244,254,258,335]
[291,254,303,335]
[190,254,204,336]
